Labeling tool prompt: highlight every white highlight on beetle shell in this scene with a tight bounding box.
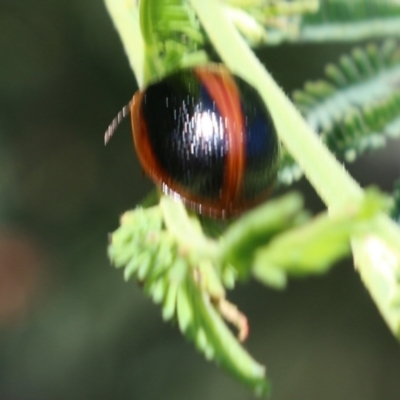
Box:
[194,111,223,143]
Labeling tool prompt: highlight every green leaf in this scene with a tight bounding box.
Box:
[176,280,194,334]
[220,192,308,278]
[254,188,389,284]
[280,40,400,185]
[162,258,187,320]
[223,5,268,45]
[108,200,270,395]
[223,0,400,47]
[390,178,400,224]
[301,0,400,42]
[186,277,269,396]
[222,0,319,46]
[139,0,209,84]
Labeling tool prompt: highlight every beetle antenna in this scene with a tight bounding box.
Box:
[104,101,132,145]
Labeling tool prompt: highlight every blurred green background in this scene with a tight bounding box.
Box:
[1,1,400,399]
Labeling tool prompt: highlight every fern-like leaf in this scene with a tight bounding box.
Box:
[139,0,209,83]
[108,200,269,396]
[220,188,389,288]
[108,185,388,395]
[279,40,400,185]
[390,178,400,224]
[302,0,400,42]
[222,0,319,45]
[220,0,400,46]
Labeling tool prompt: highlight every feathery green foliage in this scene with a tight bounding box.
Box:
[108,198,269,394]
[391,179,400,224]
[108,190,388,395]
[221,0,319,45]
[279,40,400,185]
[223,0,400,46]
[104,0,400,396]
[139,0,208,83]
[306,0,400,22]
[300,0,400,42]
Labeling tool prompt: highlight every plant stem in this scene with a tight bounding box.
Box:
[104,0,145,88]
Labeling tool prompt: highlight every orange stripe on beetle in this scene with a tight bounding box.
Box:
[105,64,280,219]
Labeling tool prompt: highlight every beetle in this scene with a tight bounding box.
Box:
[105,64,280,218]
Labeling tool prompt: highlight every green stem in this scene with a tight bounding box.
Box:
[139,0,168,85]
[104,0,145,88]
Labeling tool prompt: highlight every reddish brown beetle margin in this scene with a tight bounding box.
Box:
[105,64,280,219]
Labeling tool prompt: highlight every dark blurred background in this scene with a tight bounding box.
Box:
[0,1,400,399]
